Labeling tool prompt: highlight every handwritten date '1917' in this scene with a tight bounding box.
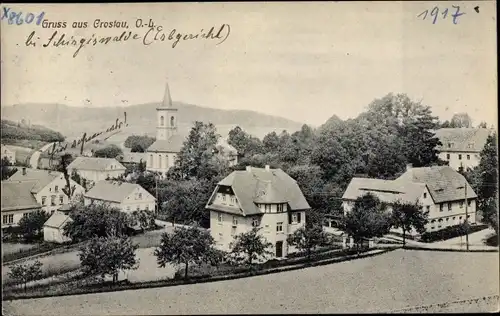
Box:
[418,5,465,25]
[1,7,45,26]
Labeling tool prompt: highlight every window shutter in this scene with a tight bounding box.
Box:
[297,212,302,223]
[288,212,292,224]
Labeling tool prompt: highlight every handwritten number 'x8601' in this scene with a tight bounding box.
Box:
[418,5,465,25]
[1,7,45,25]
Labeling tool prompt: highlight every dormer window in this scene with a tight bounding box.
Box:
[467,142,474,149]
[277,204,284,213]
[423,192,427,199]
[448,142,454,148]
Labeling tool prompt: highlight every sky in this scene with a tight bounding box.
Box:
[1,2,497,127]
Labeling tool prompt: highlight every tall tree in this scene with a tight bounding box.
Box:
[17,210,51,242]
[230,227,273,265]
[475,133,498,232]
[341,193,392,249]
[58,153,78,199]
[390,200,428,246]
[228,126,264,157]
[154,226,221,279]
[93,145,123,159]
[79,236,139,283]
[450,112,473,128]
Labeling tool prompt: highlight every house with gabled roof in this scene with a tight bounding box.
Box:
[342,164,478,235]
[67,157,126,187]
[1,181,42,229]
[205,165,311,258]
[83,180,156,214]
[43,211,73,243]
[6,167,85,215]
[434,128,493,171]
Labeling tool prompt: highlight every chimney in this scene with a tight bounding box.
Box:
[22,167,26,175]
[406,163,413,171]
[265,165,270,171]
[246,166,252,172]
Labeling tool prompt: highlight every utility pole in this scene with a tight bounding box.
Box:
[465,180,469,251]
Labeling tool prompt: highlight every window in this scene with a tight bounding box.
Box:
[466,154,470,160]
[439,204,443,212]
[159,155,162,168]
[446,153,450,160]
[467,200,472,206]
[252,218,259,227]
[170,116,175,127]
[453,216,456,220]
[448,143,453,148]
[459,201,464,208]
[51,210,55,215]
[431,219,436,223]
[458,154,462,160]
[265,204,271,213]
[160,116,165,126]
[222,194,226,203]
[217,213,223,223]
[276,222,283,233]
[292,213,298,223]
[146,205,149,211]
[232,216,238,226]
[467,215,470,218]
[468,142,474,149]
[438,225,442,228]
[54,185,59,192]
[149,154,153,166]
[138,193,142,199]
[459,216,462,220]
[51,195,56,206]
[277,204,284,213]
[59,195,64,204]
[218,232,223,240]
[230,196,235,205]
[2,214,13,224]
[426,206,430,212]
[42,196,47,206]
[448,202,452,211]
[431,226,435,230]
[136,206,140,211]
[423,192,427,198]
[446,217,449,221]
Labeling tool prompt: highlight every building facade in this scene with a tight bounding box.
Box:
[1,181,42,229]
[434,128,492,171]
[6,168,85,215]
[342,165,477,235]
[67,157,126,187]
[43,212,73,243]
[84,180,156,214]
[206,165,310,258]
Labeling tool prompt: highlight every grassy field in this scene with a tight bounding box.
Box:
[3,249,498,314]
[1,243,38,257]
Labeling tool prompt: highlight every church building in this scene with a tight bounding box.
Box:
[146,81,184,177]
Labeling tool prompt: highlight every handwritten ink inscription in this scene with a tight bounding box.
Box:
[24,20,231,58]
[1,7,45,25]
[47,112,128,167]
[418,5,465,24]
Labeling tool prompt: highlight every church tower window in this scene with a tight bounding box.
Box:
[170,116,175,127]
[160,116,165,126]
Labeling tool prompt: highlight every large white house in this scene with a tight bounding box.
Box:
[1,144,16,164]
[205,165,311,258]
[6,168,85,215]
[67,156,126,187]
[145,80,238,178]
[434,128,493,171]
[84,180,156,214]
[1,181,42,229]
[342,165,478,236]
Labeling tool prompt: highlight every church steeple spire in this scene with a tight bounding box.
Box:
[156,78,178,140]
[161,80,173,108]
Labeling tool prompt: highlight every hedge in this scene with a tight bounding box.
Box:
[420,224,489,243]
[2,247,393,301]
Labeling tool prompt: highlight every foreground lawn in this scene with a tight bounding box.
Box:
[1,243,38,257]
[3,249,498,314]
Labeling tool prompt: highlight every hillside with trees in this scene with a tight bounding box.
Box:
[1,119,65,143]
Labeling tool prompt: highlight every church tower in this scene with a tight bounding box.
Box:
[156,80,178,140]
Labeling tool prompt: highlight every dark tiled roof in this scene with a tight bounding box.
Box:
[207,167,311,216]
[396,166,477,203]
[1,181,42,212]
[435,128,492,153]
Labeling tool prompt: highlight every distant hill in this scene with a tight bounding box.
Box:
[1,102,305,141]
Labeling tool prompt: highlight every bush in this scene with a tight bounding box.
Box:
[420,223,489,243]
